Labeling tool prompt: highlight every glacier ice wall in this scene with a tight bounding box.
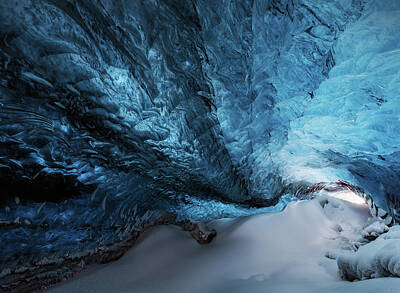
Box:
[277,0,400,219]
[0,0,399,269]
[195,0,364,198]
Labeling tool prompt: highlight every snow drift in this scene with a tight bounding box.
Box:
[338,225,400,281]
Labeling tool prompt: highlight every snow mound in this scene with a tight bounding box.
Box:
[338,225,400,280]
[361,221,390,240]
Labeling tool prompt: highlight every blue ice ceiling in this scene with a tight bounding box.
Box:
[0,0,399,267]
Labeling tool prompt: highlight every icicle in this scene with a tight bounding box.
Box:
[102,195,108,212]
[37,202,46,215]
[91,186,100,202]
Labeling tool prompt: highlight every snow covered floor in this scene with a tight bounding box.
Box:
[338,225,400,281]
[48,195,400,293]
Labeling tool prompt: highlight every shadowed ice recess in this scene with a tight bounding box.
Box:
[0,0,399,271]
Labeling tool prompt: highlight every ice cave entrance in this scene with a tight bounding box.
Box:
[329,190,366,205]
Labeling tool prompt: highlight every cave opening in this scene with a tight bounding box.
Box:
[1,0,400,292]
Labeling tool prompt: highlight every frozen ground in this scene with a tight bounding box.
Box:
[48,195,400,293]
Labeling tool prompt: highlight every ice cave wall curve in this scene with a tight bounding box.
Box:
[277,0,400,220]
[0,0,400,267]
[0,0,369,204]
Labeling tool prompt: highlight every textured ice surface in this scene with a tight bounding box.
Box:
[0,0,399,270]
[277,0,400,217]
[196,0,364,198]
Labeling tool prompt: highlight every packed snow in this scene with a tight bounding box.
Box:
[49,194,400,293]
[338,225,400,281]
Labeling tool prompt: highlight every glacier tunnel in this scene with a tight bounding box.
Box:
[0,0,400,292]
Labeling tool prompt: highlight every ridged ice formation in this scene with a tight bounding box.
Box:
[0,0,399,269]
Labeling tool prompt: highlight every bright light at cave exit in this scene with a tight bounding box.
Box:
[330,190,366,205]
[287,166,366,205]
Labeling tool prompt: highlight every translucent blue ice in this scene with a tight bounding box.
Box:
[277,0,400,217]
[0,0,399,268]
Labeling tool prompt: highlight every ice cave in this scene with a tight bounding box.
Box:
[0,0,400,292]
